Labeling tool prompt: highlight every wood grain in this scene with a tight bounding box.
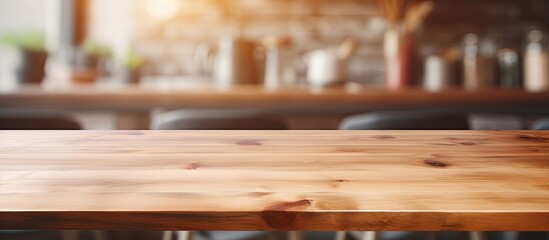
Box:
[1,85,549,112]
[0,131,548,231]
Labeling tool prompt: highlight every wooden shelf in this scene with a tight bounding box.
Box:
[1,85,548,112]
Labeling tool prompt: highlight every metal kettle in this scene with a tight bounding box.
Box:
[195,36,260,88]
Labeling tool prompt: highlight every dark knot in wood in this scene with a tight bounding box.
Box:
[373,135,395,140]
[185,163,200,170]
[424,159,450,168]
[236,140,262,146]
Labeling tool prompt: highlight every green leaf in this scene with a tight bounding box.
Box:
[81,40,113,57]
[122,51,145,70]
[0,31,45,51]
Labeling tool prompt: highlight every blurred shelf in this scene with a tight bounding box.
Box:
[1,85,549,114]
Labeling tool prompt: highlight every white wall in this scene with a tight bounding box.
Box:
[0,0,136,56]
[88,0,136,58]
[0,0,72,52]
[0,0,48,34]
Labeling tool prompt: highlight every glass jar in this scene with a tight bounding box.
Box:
[384,26,414,90]
[262,37,298,89]
[498,48,521,89]
[462,33,498,90]
[524,30,549,92]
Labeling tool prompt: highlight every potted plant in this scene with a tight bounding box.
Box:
[78,40,112,70]
[72,40,113,84]
[118,51,145,84]
[0,31,48,84]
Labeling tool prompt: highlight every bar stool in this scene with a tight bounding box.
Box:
[151,109,287,130]
[0,231,107,240]
[532,118,549,130]
[339,110,469,130]
[0,111,81,130]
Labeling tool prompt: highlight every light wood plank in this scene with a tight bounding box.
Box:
[0,131,548,231]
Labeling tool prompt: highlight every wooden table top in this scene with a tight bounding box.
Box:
[1,85,549,112]
[1,131,548,231]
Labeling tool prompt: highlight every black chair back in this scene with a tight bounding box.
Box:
[339,111,469,130]
[0,114,81,130]
[151,110,287,130]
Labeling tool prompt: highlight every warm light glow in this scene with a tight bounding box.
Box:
[144,0,180,22]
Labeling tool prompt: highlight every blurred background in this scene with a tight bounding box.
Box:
[0,0,549,131]
[0,0,549,129]
[0,0,549,239]
[0,0,548,86]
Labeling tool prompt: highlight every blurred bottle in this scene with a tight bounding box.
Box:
[462,34,480,90]
[195,36,260,88]
[384,28,414,90]
[385,1,434,90]
[462,33,497,90]
[524,30,549,92]
[262,37,298,89]
[498,48,521,89]
[423,48,458,92]
[43,49,72,88]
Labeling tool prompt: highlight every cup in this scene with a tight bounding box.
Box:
[305,49,347,87]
